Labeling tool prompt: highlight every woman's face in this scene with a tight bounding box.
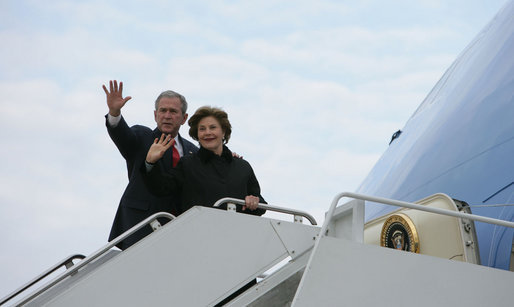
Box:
[198,116,224,155]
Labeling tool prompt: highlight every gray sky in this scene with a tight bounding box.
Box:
[0,0,509,300]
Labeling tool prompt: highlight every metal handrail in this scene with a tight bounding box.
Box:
[213,197,317,225]
[0,254,85,306]
[321,192,514,240]
[14,212,175,306]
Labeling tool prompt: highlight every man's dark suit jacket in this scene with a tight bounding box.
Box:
[106,115,198,249]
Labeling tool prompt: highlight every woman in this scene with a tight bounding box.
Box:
[143,106,266,216]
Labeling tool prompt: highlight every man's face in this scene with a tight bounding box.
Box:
[154,97,188,136]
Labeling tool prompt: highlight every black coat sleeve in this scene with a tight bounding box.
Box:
[106,115,147,161]
[140,160,183,197]
[244,165,267,216]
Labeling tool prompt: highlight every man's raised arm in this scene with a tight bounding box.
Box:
[102,80,132,117]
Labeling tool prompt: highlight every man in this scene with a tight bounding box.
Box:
[103,80,198,250]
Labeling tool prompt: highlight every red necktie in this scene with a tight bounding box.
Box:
[172,139,180,167]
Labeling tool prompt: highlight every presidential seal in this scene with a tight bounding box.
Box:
[380,214,420,253]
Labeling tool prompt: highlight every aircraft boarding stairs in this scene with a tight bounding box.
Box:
[3,193,514,306]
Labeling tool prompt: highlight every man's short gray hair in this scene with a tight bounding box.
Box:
[155,90,188,114]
